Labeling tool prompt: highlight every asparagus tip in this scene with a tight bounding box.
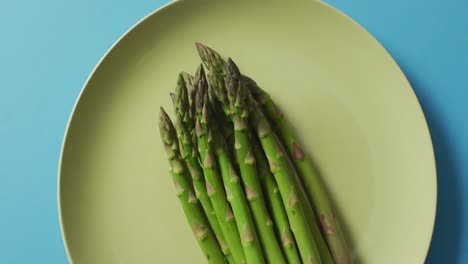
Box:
[195,41,204,50]
[181,71,192,79]
[194,64,208,112]
[194,64,206,84]
[177,72,185,84]
[169,93,176,104]
[159,106,168,119]
[226,58,241,78]
[159,106,177,146]
[195,42,213,56]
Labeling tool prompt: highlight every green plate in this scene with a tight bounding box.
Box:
[58,0,437,263]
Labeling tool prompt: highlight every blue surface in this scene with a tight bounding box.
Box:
[0,0,466,263]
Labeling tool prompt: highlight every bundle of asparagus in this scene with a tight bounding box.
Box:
[158,43,353,264]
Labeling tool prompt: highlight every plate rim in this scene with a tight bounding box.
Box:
[57,1,181,261]
[57,0,437,262]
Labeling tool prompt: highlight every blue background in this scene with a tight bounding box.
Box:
[0,0,466,263]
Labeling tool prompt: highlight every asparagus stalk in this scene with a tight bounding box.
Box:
[248,82,351,264]
[159,108,227,264]
[193,65,246,264]
[171,74,234,263]
[207,100,265,264]
[251,135,302,264]
[180,72,198,142]
[247,96,323,264]
[225,59,286,264]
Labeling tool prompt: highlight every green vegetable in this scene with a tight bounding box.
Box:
[171,74,234,263]
[251,135,301,264]
[159,107,227,264]
[160,42,352,264]
[208,99,266,264]
[193,65,246,264]
[225,59,286,264]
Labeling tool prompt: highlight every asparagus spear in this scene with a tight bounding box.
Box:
[247,96,323,264]
[193,65,246,264]
[225,59,286,264]
[196,43,335,263]
[248,81,351,264]
[180,71,198,142]
[171,74,235,263]
[251,135,302,264]
[207,99,265,264]
[159,108,227,264]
